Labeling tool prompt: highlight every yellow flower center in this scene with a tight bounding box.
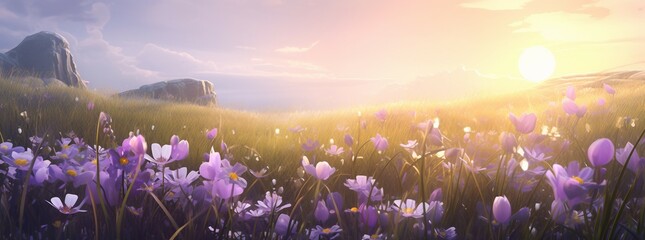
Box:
[572,176,584,184]
[371,234,380,239]
[0,145,8,150]
[322,228,332,234]
[403,207,415,215]
[60,153,69,159]
[52,220,62,228]
[66,169,78,177]
[350,207,359,213]
[91,158,98,165]
[229,172,239,181]
[15,158,29,166]
[119,157,129,166]
[63,145,70,150]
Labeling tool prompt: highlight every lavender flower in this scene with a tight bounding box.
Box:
[309,225,342,240]
[603,83,615,95]
[390,199,430,219]
[256,191,291,213]
[616,142,644,173]
[206,128,218,140]
[371,134,389,151]
[302,156,336,180]
[492,196,511,224]
[509,113,537,134]
[325,145,344,156]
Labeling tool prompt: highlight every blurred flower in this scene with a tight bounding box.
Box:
[434,227,458,240]
[204,128,218,140]
[87,101,95,110]
[289,125,305,133]
[302,139,320,152]
[165,167,199,187]
[325,145,344,156]
[371,134,389,151]
[275,213,298,236]
[509,113,537,134]
[603,83,615,95]
[200,149,223,180]
[250,168,269,178]
[499,132,517,154]
[302,156,336,180]
[344,175,383,202]
[566,86,576,100]
[344,134,354,146]
[375,109,387,122]
[129,135,147,156]
[492,196,511,224]
[400,140,418,150]
[46,194,86,215]
[0,142,25,155]
[587,138,614,167]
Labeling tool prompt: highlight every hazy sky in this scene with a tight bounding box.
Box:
[0,0,643,111]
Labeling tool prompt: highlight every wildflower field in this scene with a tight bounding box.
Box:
[1,77,645,239]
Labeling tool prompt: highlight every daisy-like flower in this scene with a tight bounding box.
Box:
[46,194,86,215]
[325,145,344,156]
[256,191,291,213]
[344,175,383,202]
[0,142,24,156]
[302,156,336,180]
[217,161,248,188]
[7,149,37,171]
[390,199,430,219]
[250,168,269,178]
[309,225,342,240]
[165,167,200,188]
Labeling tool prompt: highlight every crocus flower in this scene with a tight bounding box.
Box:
[217,161,248,187]
[315,200,330,223]
[87,101,95,110]
[7,149,36,170]
[546,162,596,207]
[400,140,418,150]
[509,113,537,134]
[344,175,383,202]
[144,143,173,166]
[211,179,244,199]
[0,142,25,155]
[616,142,644,173]
[200,149,223,180]
[302,156,336,180]
[587,138,614,167]
[206,128,218,140]
[109,147,139,173]
[562,98,579,116]
[128,135,147,156]
[603,83,615,95]
[275,213,298,236]
[325,145,344,156]
[46,194,86,214]
[170,136,189,161]
[309,225,342,240]
[371,134,389,151]
[492,196,511,224]
[391,199,430,219]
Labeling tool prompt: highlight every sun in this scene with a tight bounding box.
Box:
[518,46,556,83]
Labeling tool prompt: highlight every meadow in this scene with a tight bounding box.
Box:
[1,75,645,239]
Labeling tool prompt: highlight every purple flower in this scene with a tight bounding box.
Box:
[566,86,576,100]
[309,225,342,240]
[325,145,344,156]
[344,134,354,146]
[344,175,383,202]
[587,138,614,167]
[546,162,595,207]
[0,142,25,155]
[499,132,517,153]
[370,134,389,151]
[50,164,95,188]
[206,128,218,140]
[302,156,336,180]
[46,194,86,215]
[87,101,95,110]
[289,125,305,133]
[616,142,644,173]
[509,113,536,134]
[492,196,511,224]
[6,149,36,170]
[603,83,615,94]
[275,214,298,236]
[109,147,139,173]
[315,200,330,223]
[301,139,320,152]
[128,135,147,156]
[211,179,244,199]
[200,149,223,180]
[170,136,189,161]
[375,109,387,122]
[562,98,579,115]
[217,161,248,188]
[144,143,173,166]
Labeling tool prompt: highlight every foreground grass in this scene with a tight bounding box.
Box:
[1,75,645,239]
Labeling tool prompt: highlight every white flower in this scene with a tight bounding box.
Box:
[46,194,86,214]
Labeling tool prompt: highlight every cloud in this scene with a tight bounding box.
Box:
[136,43,218,75]
[460,0,532,10]
[275,41,319,53]
[513,0,645,42]
[236,46,257,51]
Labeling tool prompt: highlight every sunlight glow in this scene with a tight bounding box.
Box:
[519,46,556,83]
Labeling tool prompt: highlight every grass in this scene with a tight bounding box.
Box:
[1,74,645,238]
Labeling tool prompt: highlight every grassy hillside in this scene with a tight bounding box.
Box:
[1,74,645,238]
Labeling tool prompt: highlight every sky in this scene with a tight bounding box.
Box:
[0,0,643,111]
